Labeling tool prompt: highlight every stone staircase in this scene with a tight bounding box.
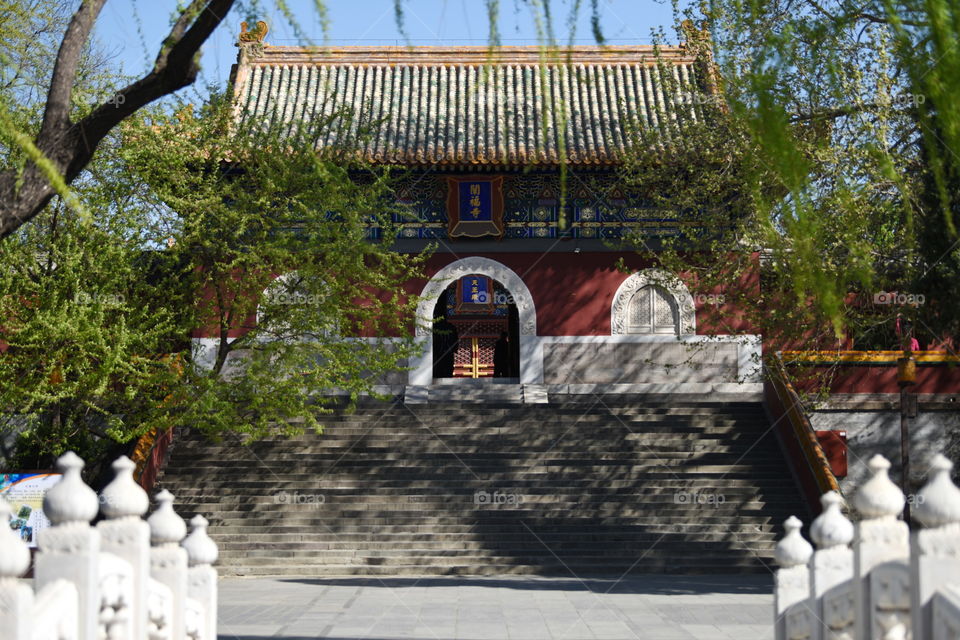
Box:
[157,392,807,576]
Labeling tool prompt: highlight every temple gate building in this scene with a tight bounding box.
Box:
[158,35,820,577]
[192,42,762,389]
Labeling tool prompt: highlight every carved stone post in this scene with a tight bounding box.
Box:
[182,515,219,640]
[852,454,911,640]
[910,454,960,640]
[97,455,151,640]
[809,491,855,640]
[0,498,33,640]
[35,451,101,640]
[148,490,188,640]
[775,515,814,640]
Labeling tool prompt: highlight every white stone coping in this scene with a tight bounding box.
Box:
[307,382,765,401]
[543,382,764,397]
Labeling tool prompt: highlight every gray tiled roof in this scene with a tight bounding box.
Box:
[232,46,709,165]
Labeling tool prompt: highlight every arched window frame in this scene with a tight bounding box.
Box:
[611,269,696,336]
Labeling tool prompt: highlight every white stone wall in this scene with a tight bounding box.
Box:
[808,409,956,495]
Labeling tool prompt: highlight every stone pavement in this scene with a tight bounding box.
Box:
[218,575,774,640]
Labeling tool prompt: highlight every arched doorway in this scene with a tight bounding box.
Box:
[431,277,521,379]
[409,257,541,385]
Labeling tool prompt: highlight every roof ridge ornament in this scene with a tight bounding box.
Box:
[239,20,269,44]
[238,20,269,60]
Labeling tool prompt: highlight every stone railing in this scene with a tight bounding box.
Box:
[0,452,218,640]
[774,453,960,640]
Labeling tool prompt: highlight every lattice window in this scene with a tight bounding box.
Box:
[626,285,679,334]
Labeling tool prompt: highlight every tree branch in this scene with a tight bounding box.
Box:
[0,0,237,240]
[803,0,926,28]
[789,101,918,123]
[38,0,107,142]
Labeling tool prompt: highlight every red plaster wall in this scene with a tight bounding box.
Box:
[191,251,759,338]
[405,252,756,336]
[792,364,960,394]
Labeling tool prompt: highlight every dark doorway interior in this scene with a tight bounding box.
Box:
[432,278,519,380]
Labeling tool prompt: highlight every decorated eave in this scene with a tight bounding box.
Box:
[230,32,715,167]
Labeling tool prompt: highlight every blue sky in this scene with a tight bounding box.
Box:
[94,1,682,98]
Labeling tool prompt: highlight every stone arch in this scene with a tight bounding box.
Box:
[611,268,696,336]
[410,257,540,384]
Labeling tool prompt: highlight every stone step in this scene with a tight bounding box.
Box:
[197,421,771,435]
[197,512,790,526]
[167,489,801,504]
[180,496,789,509]
[214,551,775,566]
[218,565,766,577]
[164,470,795,496]
[217,558,771,577]
[162,464,788,477]
[210,527,781,542]
[165,450,780,463]
[212,532,778,548]
[214,546,777,561]
[176,433,773,449]
[198,515,789,528]
[200,523,783,535]
[159,475,793,490]
[157,397,803,576]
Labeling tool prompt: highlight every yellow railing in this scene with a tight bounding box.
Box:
[782,350,959,364]
[768,353,841,498]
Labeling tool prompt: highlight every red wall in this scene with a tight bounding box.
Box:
[792,364,960,394]
[191,251,759,338]
[405,252,756,336]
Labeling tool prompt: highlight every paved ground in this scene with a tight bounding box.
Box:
[218,575,774,640]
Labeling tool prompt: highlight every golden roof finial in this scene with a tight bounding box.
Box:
[239,20,269,45]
